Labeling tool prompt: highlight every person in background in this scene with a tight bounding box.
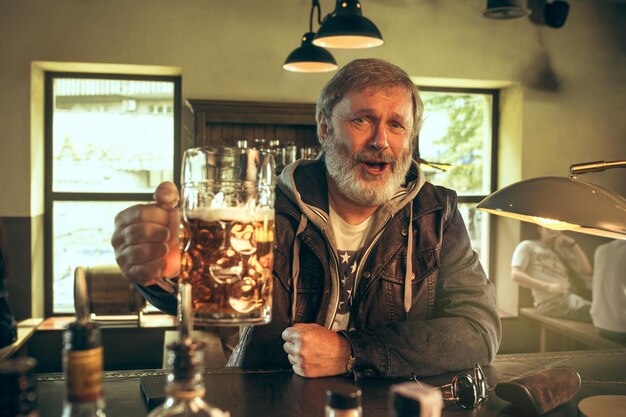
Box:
[591,239,626,343]
[111,58,501,379]
[511,225,592,322]
[0,221,17,348]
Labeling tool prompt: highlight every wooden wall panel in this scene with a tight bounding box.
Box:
[187,99,318,151]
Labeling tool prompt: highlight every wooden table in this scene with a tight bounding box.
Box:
[35,349,626,416]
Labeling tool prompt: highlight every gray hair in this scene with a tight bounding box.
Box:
[316,58,423,148]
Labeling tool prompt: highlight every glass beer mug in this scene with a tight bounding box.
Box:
[180,146,275,326]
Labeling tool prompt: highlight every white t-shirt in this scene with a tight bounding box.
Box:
[328,205,372,330]
[591,240,626,332]
[511,240,570,306]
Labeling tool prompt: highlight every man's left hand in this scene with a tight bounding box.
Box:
[282,323,352,378]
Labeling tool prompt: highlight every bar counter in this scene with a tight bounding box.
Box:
[35,349,626,416]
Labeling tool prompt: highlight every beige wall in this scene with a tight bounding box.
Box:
[1,0,624,315]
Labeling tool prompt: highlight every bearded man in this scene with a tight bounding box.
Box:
[111,59,501,379]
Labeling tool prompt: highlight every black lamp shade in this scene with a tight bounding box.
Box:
[313,0,383,49]
[283,32,338,73]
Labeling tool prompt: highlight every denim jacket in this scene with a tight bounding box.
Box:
[226,158,501,378]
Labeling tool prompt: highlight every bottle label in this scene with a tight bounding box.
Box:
[64,346,104,403]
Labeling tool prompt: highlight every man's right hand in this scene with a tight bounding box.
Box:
[111,181,181,290]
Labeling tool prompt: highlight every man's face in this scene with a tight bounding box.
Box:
[321,86,414,207]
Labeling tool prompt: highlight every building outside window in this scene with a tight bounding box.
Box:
[45,74,181,314]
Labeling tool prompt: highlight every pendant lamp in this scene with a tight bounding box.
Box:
[283,0,338,73]
[283,32,338,73]
[313,0,384,49]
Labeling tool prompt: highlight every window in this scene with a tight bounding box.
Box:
[417,87,498,272]
[45,73,181,315]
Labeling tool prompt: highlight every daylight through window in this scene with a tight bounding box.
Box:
[45,74,180,314]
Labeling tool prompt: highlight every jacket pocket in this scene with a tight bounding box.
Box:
[294,263,324,322]
[377,247,440,322]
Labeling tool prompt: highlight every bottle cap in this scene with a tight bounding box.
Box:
[388,381,442,417]
[326,387,362,410]
[391,391,420,417]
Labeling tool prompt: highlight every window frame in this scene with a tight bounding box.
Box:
[417,85,500,275]
[43,72,182,316]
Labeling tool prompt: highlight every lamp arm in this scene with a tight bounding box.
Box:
[310,0,323,32]
[569,160,626,178]
[318,0,337,25]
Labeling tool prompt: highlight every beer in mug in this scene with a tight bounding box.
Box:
[180,147,275,325]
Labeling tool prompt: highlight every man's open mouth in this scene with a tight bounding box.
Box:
[360,160,391,175]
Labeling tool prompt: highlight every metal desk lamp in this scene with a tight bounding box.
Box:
[477,160,626,240]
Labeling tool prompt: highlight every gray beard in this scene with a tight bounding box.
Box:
[322,136,412,207]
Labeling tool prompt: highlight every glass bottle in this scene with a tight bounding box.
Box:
[147,339,228,417]
[283,142,298,167]
[62,267,106,417]
[147,283,229,417]
[325,387,362,417]
[0,357,39,417]
[61,319,106,417]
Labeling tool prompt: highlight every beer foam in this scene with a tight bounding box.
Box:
[187,207,274,223]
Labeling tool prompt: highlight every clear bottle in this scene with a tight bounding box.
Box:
[61,320,106,417]
[147,283,229,417]
[147,340,228,417]
[325,387,362,417]
[0,357,39,417]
